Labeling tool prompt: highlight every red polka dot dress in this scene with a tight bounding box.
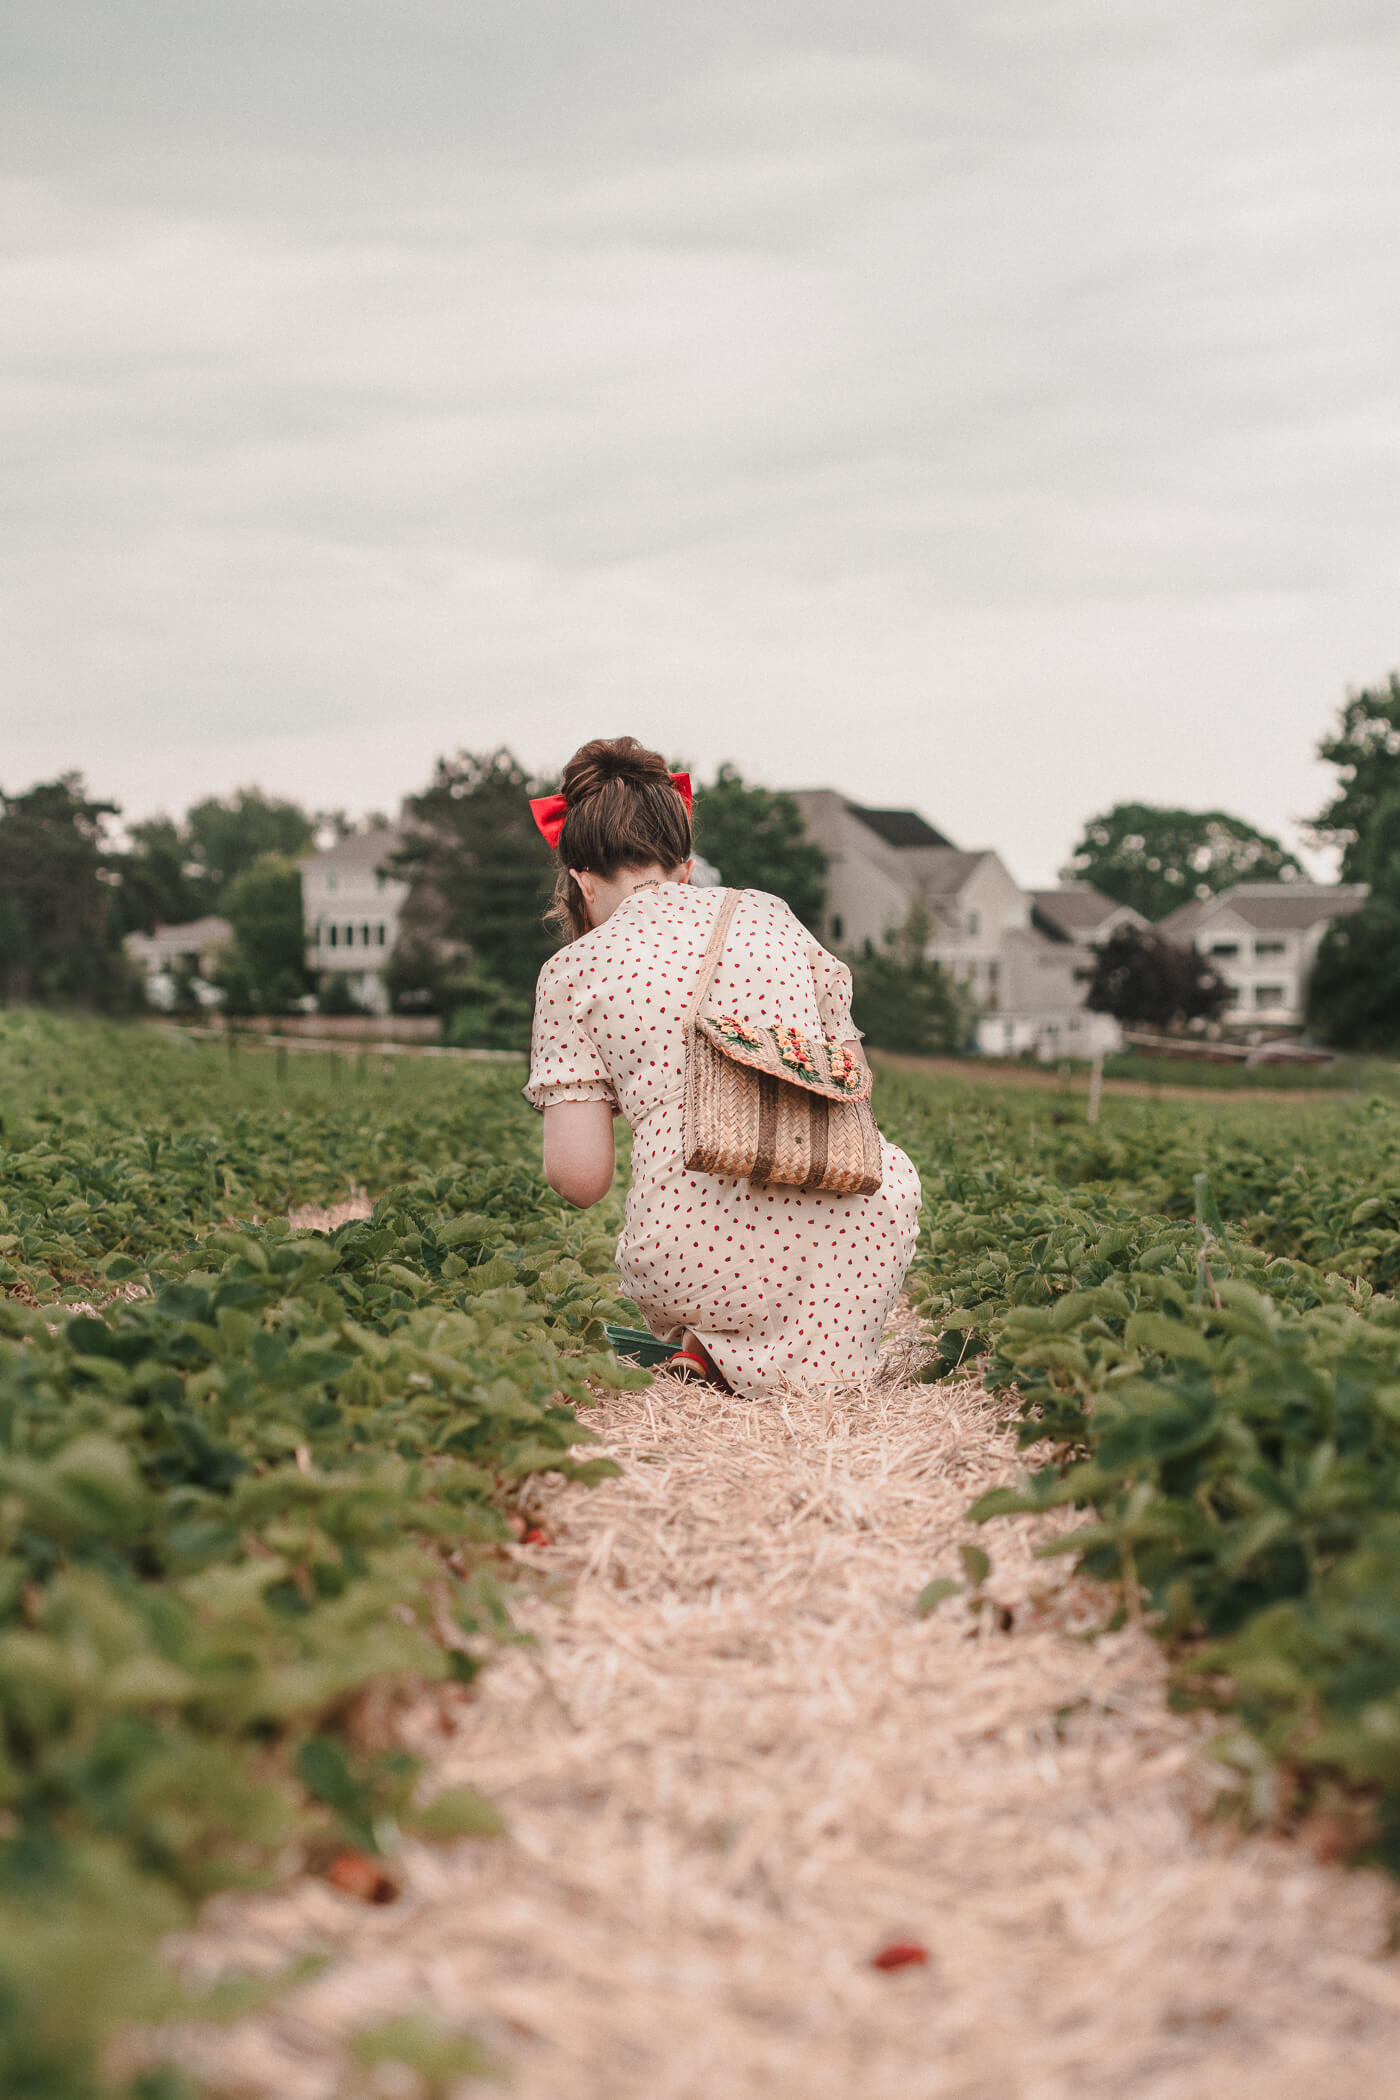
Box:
[525,885,922,1397]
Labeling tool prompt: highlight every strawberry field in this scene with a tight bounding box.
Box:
[883,1065,1400,1865]
[0,1014,642,2097]
[3,1016,1399,2095]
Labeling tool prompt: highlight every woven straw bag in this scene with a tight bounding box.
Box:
[682,890,884,1196]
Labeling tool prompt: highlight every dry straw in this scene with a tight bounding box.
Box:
[152,1317,1400,2100]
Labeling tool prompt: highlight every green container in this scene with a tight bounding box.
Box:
[603,1322,676,1368]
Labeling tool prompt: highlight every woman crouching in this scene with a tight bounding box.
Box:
[524,736,922,1395]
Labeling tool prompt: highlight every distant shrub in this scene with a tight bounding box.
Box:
[445,973,534,1052]
[850,902,970,1054]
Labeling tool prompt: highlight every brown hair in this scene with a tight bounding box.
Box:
[546,736,694,940]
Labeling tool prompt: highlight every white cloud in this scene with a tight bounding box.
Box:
[2,2,1397,882]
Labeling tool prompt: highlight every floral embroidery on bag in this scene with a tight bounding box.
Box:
[771,1024,819,1079]
[826,1041,864,1094]
[713,1013,766,1054]
[705,1015,866,1098]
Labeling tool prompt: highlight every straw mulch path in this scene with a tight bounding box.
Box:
[158,1327,1400,2100]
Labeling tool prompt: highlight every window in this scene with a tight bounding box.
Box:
[361,924,371,947]
[1210,941,1240,958]
[1221,986,1241,1007]
[376,923,387,946]
[1255,985,1286,1009]
[831,914,844,942]
[967,910,980,938]
[328,923,338,948]
[344,924,355,947]
[327,874,338,892]
[1254,939,1286,958]
[985,961,999,1011]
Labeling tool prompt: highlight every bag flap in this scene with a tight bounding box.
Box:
[695,1013,873,1103]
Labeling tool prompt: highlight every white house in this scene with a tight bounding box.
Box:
[1160,883,1369,1029]
[786,792,1122,1059]
[299,830,410,1015]
[124,916,231,1009]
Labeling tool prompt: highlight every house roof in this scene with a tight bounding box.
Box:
[843,803,954,850]
[1161,883,1369,937]
[1030,886,1137,940]
[901,847,990,899]
[124,916,231,958]
[300,828,402,871]
[157,915,232,945]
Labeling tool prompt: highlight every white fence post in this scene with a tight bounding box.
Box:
[1087,1050,1104,1126]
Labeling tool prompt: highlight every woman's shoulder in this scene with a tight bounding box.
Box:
[737,886,798,914]
[533,939,582,993]
[733,886,810,933]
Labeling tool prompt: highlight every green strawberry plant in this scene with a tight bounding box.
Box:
[0,1012,645,2095]
[881,1061,1400,1868]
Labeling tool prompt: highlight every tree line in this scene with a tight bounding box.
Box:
[2,676,1396,1050]
[1062,675,1400,1048]
[0,757,836,1037]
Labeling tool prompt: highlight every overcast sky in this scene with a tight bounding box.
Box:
[3,2,1397,884]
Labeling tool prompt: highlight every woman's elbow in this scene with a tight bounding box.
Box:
[542,1101,615,1208]
[546,1163,613,1209]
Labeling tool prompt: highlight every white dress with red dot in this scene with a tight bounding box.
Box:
[525,884,922,1398]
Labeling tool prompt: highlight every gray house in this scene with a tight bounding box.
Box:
[787,792,1122,1059]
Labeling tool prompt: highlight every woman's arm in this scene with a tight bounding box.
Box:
[542,1099,615,1208]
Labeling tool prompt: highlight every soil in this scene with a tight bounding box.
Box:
[873,1052,1344,1108]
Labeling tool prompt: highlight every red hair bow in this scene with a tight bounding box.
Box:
[529,772,692,851]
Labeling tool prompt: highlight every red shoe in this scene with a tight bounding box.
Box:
[666,1346,729,1391]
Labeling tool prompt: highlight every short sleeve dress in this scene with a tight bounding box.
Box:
[525,884,922,1398]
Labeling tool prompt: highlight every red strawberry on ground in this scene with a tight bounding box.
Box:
[870,1940,928,1972]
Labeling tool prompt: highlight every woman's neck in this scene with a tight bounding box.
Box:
[576,861,691,927]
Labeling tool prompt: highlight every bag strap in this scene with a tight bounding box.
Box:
[683,888,743,1029]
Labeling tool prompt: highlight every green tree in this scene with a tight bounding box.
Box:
[691,764,828,929]
[112,812,204,934]
[184,788,317,908]
[1082,924,1231,1031]
[392,750,556,997]
[1306,676,1400,1048]
[1062,802,1303,921]
[213,853,308,1013]
[1306,901,1400,1050]
[849,901,969,1054]
[0,775,136,1008]
[112,789,318,929]
[1310,672,1400,885]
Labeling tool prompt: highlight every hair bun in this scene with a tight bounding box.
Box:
[547,733,695,941]
[562,735,671,803]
